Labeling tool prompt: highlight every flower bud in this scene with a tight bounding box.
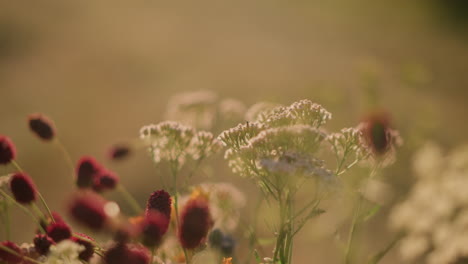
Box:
[9,172,37,204]
[0,136,16,165]
[178,198,213,249]
[140,211,169,247]
[72,234,95,261]
[33,234,55,255]
[108,144,131,161]
[76,156,102,188]
[47,222,72,242]
[145,189,171,219]
[361,111,392,155]
[68,192,108,230]
[93,170,119,192]
[0,241,23,263]
[28,113,55,141]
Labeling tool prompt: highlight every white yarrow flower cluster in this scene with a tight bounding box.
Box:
[43,240,85,264]
[390,143,468,264]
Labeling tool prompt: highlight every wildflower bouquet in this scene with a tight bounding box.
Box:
[0,91,401,264]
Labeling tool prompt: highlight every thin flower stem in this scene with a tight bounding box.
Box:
[117,184,143,215]
[31,203,46,220]
[344,194,363,264]
[171,162,190,264]
[0,189,46,233]
[0,244,44,264]
[11,160,22,172]
[55,138,75,181]
[2,202,10,240]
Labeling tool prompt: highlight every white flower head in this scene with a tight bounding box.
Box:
[44,240,85,264]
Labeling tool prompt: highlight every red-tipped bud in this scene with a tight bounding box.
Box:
[47,222,72,242]
[93,170,119,192]
[33,234,55,255]
[76,156,102,188]
[0,136,16,165]
[28,113,55,141]
[0,241,23,263]
[361,111,393,155]
[104,243,150,264]
[108,145,131,161]
[68,192,108,230]
[72,234,95,261]
[9,172,37,204]
[178,198,213,249]
[145,190,171,219]
[140,211,169,247]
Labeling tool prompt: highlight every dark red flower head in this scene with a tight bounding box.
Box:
[0,241,23,263]
[76,156,102,188]
[47,222,72,242]
[0,136,16,165]
[104,243,150,264]
[93,170,119,192]
[72,234,95,261]
[178,198,213,249]
[145,190,171,219]
[361,111,393,155]
[108,145,131,161]
[140,211,169,247]
[33,234,55,255]
[28,113,55,141]
[68,191,108,231]
[9,172,37,204]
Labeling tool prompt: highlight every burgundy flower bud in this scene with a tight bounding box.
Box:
[361,111,393,155]
[104,243,131,264]
[9,172,37,204]
[72,234,95,261]
[76,156,102,188]
[68,192,108,230]
[28,113,55,141]
[39,211,65,233]
[127,246,150,264]
[140,211,169,247]
[47,222,72,242]
[93,170,119,192]
[0,241,23,263]
[0,136,16,165]
[145,190,171,219]
[178,198,213,249]
[33,234,55,255]
[108,145,131,161]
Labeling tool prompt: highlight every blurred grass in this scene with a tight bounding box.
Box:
[0,0,467,263]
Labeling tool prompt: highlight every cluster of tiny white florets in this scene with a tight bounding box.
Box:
[165,90,247,130]
[42,240,85,264]
[140,121,220,166]
[327,128,370,173]
[390,143,468,264]
[244,102,282,123]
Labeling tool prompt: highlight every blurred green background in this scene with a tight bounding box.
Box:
[0,0,467,263]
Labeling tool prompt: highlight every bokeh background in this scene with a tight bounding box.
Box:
[0,0,467,263]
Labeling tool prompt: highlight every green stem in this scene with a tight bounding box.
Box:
[55,138,75,181]
[117,184,143,215]
[31,203,46,220]
[2,202,10,240]
[0,189,46,233]
[0,244,44,264]
[11,160,22,172]
[344,195,364,264]
[171,162,190,264]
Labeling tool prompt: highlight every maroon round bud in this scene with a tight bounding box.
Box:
[127,245,150,264]
[47,222,72,242]
[140,211,169,247]
[178,198,213,249]
[28,113,55,141]
[93,170,119,192]
[361,111,393,155]
[0,136,16,165]
[68,192,108,230]
[76,156,102,188]
[9,172,37,204]
[108,145,131,161]
[0,241,23,263]
[104,243,131,264]
[72,234,95,261]
[145,190,171,219]
[33,234,55,255]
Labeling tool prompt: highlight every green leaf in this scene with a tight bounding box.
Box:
[254,250,261,263]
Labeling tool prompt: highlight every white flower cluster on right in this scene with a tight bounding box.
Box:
[390,143,468,264]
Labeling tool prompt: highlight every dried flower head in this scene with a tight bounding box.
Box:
[47,222,72,242]
[165,90,218,130]
[146,189,172,219]
[108,144,131,161]
[178,197,213,249]
[0,241,23,263]
[0,135,16,165]
[76,156,102,188]
[68,192,108,230]
[93,170,119,192]
[28,113,55,141]
[33,234,55,255]
[71,234,95,261]
[140,211,169,247]
[9,172,37,204]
